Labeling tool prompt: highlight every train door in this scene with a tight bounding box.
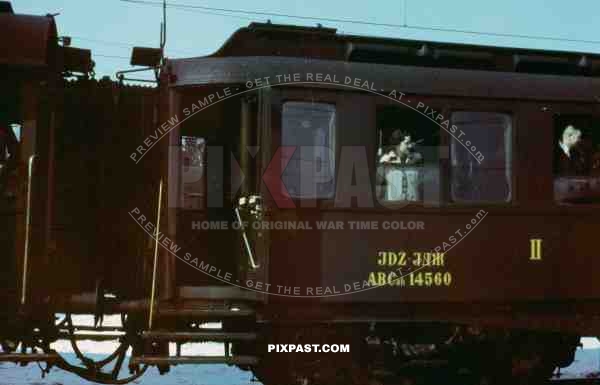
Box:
[166,87,247,298]
[235,89,270,301]
[261,87,375,301]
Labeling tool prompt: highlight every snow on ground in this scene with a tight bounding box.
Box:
[0,355,258,385]
[51,315,225,356]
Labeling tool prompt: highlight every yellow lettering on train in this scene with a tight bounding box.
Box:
[431,253,445,266]
[367,272,403,287]
[368,272,378,286]
[376,251,407,266]
[530,239,542,261]
[412,252,421,266]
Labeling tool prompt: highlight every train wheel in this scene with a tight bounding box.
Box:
[49,313,149,384]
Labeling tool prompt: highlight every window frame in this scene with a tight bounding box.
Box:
[179,135,208,210]
[447,109,516,206]
[552,113,600,206]
[271,87,341,207]
[373,103,445,209]
[280,100,337,200]
[272,89,519,210]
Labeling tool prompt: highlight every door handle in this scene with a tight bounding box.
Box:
[235,194,263,270]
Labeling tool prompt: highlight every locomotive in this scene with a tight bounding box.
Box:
[3,3,600,384]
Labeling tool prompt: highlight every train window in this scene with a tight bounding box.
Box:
[0,122,19,199]
[376,106,440,203]
[450,112,512,203]
[9,123,20,142]
[180,135,206,209]
[553,115,600,204]
[281,102,336,199]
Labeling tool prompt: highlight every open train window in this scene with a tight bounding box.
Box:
[281,102,336,199]
[450,112,512,203]
[553,115,600,204]
[376,106,440,203]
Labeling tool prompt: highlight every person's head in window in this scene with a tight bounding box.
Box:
[380,129,408,164]
[379,129,423,165]
[557,124,588,176]
[560,125,582,158]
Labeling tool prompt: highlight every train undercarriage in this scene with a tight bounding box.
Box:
[0,288,587,385]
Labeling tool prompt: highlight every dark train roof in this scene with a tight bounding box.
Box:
[167,22,600,102]
[207,22,600,77]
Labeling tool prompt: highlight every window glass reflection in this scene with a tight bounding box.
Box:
[281,102,336,199]
[181,136,206,209]
[450,112,512,203]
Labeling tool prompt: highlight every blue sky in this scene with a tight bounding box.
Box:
[12,0,600,78]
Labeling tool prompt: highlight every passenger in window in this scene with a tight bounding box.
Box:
[378,129,424,201]
[556,125,588,176]
[378,129,423,165]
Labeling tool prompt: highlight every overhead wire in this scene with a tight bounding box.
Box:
[120,0,255,21]
[68,4,252,62]
[120,0,416,28]
[70,36,196,56]
[94,54,131,60]
[119,0,600,47]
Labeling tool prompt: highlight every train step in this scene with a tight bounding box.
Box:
[56,331,125,341]
[142,330,257,342]
[156,304,255,319]
[130,355,259,366]
[178,286,263,301]
[63,325,125,332]
[0,353,60,363]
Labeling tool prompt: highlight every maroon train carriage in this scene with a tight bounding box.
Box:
[4,10,600,385]
[144,22,600,384]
